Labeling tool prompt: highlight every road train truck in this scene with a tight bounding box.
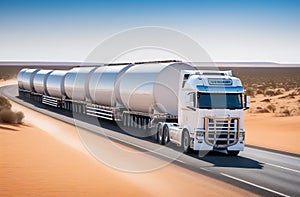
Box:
[17,61,250,155]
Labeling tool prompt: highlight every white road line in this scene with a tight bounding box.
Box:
[220,173,290,197]
[200,167,211,172]
[246,147,300,161]
[107,134,185,164]
[262,162,300,174]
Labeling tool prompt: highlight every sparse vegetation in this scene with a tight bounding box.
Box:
[223,67,300,98]
[220,67,300,117]
[265,89,275,97]
[256,107,270,113]
[256,89,264,95]
[261,98,271,103]
[0,95,12,110]
[0,95,24,124]
[266,104,276,113]
[282,109,291,116]
[246,87,256,97]
[275,88,285,96]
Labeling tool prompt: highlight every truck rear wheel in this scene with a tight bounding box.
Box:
[163,126,169,145]
[157,124,164,145]
[182,130,190,153]
[227,150,240,156]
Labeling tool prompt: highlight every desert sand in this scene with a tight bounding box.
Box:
[245,88,300,154]
[0,80,253,196]
[245,113,300,154]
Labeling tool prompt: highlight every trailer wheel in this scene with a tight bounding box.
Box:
[227,150,240,156]
[163,125,170,145]
[182,130,190,153]
[130,115,134,127]
[134,116,137,128]
[143,118,147,130]
[123,114,127,127]
[138,117,141,129]
[128,114,131,127]
[157,124,164,145]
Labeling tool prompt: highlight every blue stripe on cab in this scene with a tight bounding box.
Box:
[197,85,244,93]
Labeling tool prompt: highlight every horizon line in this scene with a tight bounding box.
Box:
[0,60,300,67]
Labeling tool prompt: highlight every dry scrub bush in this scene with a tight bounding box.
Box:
[0,96,12,110]
[263,88,284,97]
[256,89,264,95]
[256,108,270,113]
[264,89,275,97]
[275,88,285,96]
[266,104,276,113]
[282,109,291,116]
[246,87,256,97]
[276,107,299,117]
[256,106,269,113]
[0,109,24,123]
[261,98,271,103]
[0,95,24,124]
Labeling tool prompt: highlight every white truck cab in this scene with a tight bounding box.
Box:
[158,70,250,156]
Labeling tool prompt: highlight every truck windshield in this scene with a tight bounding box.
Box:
[197,93,243,109]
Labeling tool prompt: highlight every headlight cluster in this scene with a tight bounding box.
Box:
[240,132,245,141]
[196,130,204,138]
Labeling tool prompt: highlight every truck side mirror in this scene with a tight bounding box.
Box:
[244,95,250,110]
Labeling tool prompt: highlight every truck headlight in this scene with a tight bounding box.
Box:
[196,131,204,138]
[240,132,245,141]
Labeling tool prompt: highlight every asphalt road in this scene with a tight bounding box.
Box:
[1,84,300,196]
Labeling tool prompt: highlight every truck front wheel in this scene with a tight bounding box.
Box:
[182,130,190,153]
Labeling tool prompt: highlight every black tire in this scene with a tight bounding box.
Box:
[142,117,147,130]
[227,150,240,156]
[181,130,190,153]
[134,116,138,128]
[123,114,127,127]
[163,126,170,145]
[157,124,164,145]
[130,115,133,127]
[128,114,131,127]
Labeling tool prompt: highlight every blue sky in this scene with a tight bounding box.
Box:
[0,0,299,63]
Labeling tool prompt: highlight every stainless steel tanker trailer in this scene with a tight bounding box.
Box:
[17,61,250,155]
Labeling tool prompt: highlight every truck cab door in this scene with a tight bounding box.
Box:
[180,92,198,134]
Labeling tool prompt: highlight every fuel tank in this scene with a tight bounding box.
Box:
[46,70,67,98]
[88,65,130,106]
[17,68,29,89]
[33,69,53,95]
[64,67,96,101]
[22,68,40,92]
[116,63,195,115]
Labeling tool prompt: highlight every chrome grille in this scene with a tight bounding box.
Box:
[204,117,240,147]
